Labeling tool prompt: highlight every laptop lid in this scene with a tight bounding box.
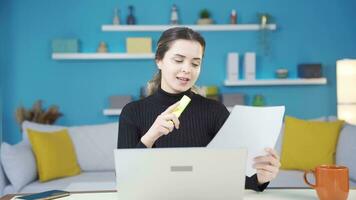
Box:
[114,147,247,200]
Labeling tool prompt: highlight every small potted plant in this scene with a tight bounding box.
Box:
[197,9,213,25]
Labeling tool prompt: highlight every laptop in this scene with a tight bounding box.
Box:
[114,147,247,200]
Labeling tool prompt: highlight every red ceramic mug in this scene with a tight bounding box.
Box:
[304,165,349,200]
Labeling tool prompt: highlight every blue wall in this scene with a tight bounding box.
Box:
[2,0,356,144]
[1,0,11,143]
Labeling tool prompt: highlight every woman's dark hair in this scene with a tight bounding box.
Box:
[147,27,206,95]
[155,27,206,61]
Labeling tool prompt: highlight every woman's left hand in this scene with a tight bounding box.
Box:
[253,148,281,185]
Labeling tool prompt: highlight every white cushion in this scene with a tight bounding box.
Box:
[268,169,314,188]
[22,121,65,140]
[336,123,356,182]
[0,141,37,192]
[69,123,118,171]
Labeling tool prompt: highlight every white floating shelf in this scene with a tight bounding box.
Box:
[103,109,122,116]
[224,78,327,86]
[102,24,277,32]
[52,53,155,60]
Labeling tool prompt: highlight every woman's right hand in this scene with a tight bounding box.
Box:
[141,101,180,148]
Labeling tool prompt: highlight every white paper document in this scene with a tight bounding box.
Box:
[207,105,285,176]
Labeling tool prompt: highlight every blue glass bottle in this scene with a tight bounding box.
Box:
[126,5,136,25]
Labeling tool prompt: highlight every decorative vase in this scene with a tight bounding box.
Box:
[170,4,179,25]
[230,9,237,24]
[113,8,120,25]
[126,5,136,25]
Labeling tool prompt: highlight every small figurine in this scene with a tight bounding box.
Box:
[97,42,108,53]
[230,9,237,24]
[113,8,120,25]
[126,5,136,25]
[170,4,179,25]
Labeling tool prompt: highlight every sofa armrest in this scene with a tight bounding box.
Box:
[0,161,9,196]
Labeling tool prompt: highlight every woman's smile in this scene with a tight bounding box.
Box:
[176,76,190,84]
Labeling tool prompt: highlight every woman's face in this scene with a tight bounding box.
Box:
[157,39,203,94]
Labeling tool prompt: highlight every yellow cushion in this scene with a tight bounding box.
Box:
[280,116,344,171]
[28,129,81,182]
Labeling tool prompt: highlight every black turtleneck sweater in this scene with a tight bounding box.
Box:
[117,87,268,191]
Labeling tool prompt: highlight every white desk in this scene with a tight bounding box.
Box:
[11,189,356,200]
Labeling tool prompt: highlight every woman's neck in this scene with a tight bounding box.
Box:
[151,86,192,106]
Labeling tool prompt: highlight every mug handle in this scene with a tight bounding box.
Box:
[303,170,316,188]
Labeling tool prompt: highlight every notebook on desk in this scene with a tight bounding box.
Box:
[114,147,247,200]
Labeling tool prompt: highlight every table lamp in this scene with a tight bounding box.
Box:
[337,59,356,125]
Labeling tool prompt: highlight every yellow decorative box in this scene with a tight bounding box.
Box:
[126,37,152,53]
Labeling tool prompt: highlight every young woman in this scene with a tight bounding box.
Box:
[117,27,280,191]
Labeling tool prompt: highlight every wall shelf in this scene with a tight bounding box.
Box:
[101,24,277,32]
[98,23,277,116]
[224,78,327,86]
[103,109,122,116]
[52,53,155,60]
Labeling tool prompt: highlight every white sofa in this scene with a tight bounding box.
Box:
[1,118,355,196]
[0,121,118,196]
[269,117,356,188]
